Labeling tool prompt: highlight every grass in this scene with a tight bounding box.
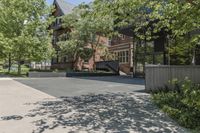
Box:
[0,65,30,77]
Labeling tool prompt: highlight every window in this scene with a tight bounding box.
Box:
[62,33,68,41]
[55,18,62,25]
[52,36,56,44]
[64,55,69,62]
[114,50,129,63]
[108,39,112,45]
[119,34,126,40]
[57,51,62,63]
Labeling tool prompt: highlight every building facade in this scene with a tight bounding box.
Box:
[108,30,168,76]
[108,35,133,75]
[51,0,169,76]
[50,0,74,70]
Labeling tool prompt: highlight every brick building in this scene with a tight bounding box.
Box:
[50,0,109,71]
[50,0,168,76]
[108,35,133,75]
[109,27,168,76]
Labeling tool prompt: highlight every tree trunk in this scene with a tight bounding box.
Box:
[132,34,137,77]
[8,53,11,73]
[92,48,96,71]
[192,47,196,65]
[73,55,79,71]
[92,36,101,71]
[91,43,96,71]
[18,61,21,75]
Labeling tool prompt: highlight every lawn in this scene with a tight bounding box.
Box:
[0,65,29,77]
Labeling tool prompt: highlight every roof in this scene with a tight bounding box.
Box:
[54,0,75,15]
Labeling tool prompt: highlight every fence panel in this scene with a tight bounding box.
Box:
[145,65,200,91]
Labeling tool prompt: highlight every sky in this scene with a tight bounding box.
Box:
[46,0,93,5]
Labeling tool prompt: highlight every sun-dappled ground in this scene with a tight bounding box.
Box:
[0,77,188,133]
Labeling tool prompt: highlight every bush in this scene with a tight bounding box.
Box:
[152,78,200,130]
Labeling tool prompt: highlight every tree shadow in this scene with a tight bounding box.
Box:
[23,93,186,133]
[1,115,23,120]
[0,93,187,133]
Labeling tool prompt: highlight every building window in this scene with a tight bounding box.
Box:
[55,18,62,26]
[114,50,129,63]
[52,36,56,44]
[108,39,112,45]
[119,34,126,40]
[64,55,69,63]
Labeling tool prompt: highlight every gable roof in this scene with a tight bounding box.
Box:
[53,0,75,15]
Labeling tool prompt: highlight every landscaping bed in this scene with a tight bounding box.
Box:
[66,71,119,77]
[0,65,29,77]
[151,78,200,132]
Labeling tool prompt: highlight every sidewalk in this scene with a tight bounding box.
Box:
[0,78,55,133]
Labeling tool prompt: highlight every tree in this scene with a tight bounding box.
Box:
[59,4,113,71]
[58,9,91,70]
[0,0,54,74]
[79,3,114,70]
[146,0,200,64]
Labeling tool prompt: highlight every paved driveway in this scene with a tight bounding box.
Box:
[0,77,188,133]
[14,76,145,97]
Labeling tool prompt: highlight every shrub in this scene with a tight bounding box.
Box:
[152,78,200,130]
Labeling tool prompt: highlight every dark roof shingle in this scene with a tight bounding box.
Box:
[54,0,75,15]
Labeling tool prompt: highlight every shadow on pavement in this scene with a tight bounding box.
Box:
[1,93,186,133]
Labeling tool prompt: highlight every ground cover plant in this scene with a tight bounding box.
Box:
[151,78,200,132]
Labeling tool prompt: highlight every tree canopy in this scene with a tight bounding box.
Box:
[0,0,54,74]
[91,0,200,64]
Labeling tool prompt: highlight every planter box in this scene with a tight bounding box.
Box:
[28,72,66,78]
[66,72,119,77]
[28,71,119,78]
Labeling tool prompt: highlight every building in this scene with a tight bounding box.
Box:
[50,0,169,76]
[109,27,168,76]
[108,35,133,75]
[50,0,109,71]
[50,0,74,70]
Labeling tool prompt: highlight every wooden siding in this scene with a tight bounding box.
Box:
[145,65,200,91]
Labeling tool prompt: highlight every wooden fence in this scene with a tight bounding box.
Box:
[145,65,200,91]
